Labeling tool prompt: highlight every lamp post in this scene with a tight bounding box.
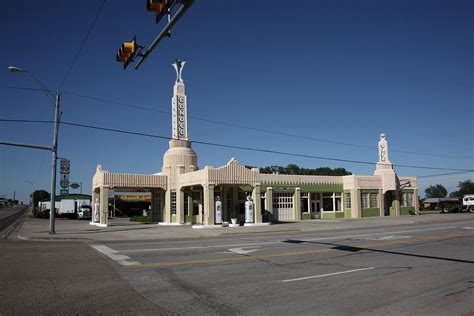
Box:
[9,66,60,234]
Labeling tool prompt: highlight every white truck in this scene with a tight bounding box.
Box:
[462,195,474,212]
[38,198,92,219]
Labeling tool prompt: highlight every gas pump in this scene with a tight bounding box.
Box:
[215,195,222,225]
[245,195,254,223]
[94,199,100,223]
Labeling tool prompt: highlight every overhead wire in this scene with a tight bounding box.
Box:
[61,91,474,160]
[2,85,473,160]
[1,118,472,173]
[2,85,473,159]
[57,0,107,90]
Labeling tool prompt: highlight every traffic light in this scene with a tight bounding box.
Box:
[146,0,170,23]
[116,37,138,69]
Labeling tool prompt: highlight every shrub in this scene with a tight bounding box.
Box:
[130,215,151,223]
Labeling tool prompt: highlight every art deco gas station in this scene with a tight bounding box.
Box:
[91,60,419,227]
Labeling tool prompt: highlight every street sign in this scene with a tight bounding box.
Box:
[60,173,69,181]
[60,159,70,174]
[60,189,68,195]
[60,180,69,189]
[70,183,80,189]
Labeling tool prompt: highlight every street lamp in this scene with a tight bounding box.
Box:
[9,66,61,234]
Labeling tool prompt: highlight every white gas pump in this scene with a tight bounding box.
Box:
[215,195,222,224]
[245,195,254,223]
[94,199,100,222]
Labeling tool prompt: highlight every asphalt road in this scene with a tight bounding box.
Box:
[0,205,27,236]
[91,219,474,315]
[1,213,473,315]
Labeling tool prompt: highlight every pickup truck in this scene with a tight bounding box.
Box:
[462,195,474,212]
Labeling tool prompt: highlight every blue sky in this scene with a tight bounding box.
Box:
[1,0,473,203]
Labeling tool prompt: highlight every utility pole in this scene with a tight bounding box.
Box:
[49,92,60,234]
[4,66,60,234]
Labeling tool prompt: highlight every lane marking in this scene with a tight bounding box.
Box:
[225,247,260,255]
[355,235,412,241]
[281,267,375,283]
[117,225,458,253]
[91,245,141,266]
[128,231,474,269]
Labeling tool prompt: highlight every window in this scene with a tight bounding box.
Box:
[370,193,379,208]
[322,193,333,212]
[335,196,342,211]
[406,192,414,207]
[361,193,369,209]
[400,193,407,207]
[184,192,189,215]
[322,192,342,212]
[171,191,176,215]
[301,192,309,213]
[345,193,351,209]
[272,192,293,210]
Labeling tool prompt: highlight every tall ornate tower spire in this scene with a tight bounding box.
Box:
[374,133,397,193]
[171,59,188,140]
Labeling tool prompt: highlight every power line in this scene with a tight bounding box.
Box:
[417,171,474,179]
[61,91,474,160]
[57,0,107,90]
[2,117,473,172]
[0,85,43,92]
[3,86,473,160]
[59,120,474,172]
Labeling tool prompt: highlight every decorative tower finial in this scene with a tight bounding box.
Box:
[172,59,186,83]
[378,132,390,163]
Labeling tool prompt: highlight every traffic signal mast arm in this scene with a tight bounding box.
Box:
[135,0,194,69]
[116,0,194,70]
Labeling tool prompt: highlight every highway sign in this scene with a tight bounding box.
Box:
[60,159,70,174]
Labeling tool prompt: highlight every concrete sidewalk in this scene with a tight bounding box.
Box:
[14,212,474,242]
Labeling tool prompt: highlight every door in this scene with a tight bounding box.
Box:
[273,192,294,221]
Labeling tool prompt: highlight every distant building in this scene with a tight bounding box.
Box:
[92,61,419,227]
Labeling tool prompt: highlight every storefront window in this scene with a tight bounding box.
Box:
[406,192,414,207]
[301,192,309,213]
[400,193,407,207]
[335,195,342,211]
[361,193,369,209]
[370,193,378,208]
[345,193,351,209]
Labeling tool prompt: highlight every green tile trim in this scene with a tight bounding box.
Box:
[321,212,345,219]
[261,183,343,192]
[362,208,380,217]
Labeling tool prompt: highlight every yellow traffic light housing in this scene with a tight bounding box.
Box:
[146,0,170,23]
[116,37,139,69]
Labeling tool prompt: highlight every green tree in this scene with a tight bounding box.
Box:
[449,180,474,197]
[425,184,447,198]
[257,164,351,176]
[30,190,50,208]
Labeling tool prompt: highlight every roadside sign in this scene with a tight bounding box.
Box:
[60,173,69,181]
[60,159,70,174]
[60,180,69,189]
[60,189,68,195]
[70,183,80,189]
